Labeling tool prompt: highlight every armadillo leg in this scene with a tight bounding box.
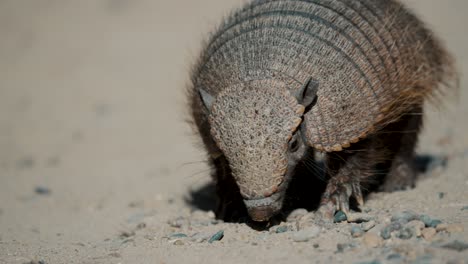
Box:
[211,156,247,222]
[379,105,423,191]
[319,139,383,218]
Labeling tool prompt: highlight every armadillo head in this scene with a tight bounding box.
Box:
[199,79,318,221]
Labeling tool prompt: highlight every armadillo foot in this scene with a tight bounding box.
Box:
[317,177,364,220]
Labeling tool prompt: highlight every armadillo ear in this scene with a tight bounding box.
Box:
[198,88,215,111]
[296,78,319,109]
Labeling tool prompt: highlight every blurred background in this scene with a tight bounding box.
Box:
[0,1,466,263]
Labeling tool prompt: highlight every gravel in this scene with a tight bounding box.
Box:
[292,226,321,242]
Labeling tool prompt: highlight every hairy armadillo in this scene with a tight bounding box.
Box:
[188,0,456,222]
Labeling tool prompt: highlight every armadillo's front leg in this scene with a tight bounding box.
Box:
[317,144,374,220]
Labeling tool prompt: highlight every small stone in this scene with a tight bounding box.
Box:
[386,253,403,261]
[336,243,355,253]
[380,226,392,240]
[445,224,464,233]
[119,230,135,238]
[276,226,289,233]
[362,233,383,248]
[172,239,184,246]
[441,240,468,252]
[347,213,374,223]
[167,217,188,228]
[351,225,364,238]
[287,208,308,222]
[292,226,321,242]
[313,243,319,248]
[438,192,445,199]
[429,219,442,228]
[419,215,433,227]
[334,211,347,223]
[380,221,403,240]
[208,230,224,243]
[406,220,425,237]
[136,222,146,229]
[170,233,188,238]
[421,228,436,241]
[461,206,468,211]
[361,221,376,232]
[391,210,418,224]
[34,186,51,195]
[396,227,412,240]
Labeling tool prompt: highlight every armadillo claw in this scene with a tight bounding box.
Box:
[318,179,364,220]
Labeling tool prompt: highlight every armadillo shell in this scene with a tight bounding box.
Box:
[193,0,451,152]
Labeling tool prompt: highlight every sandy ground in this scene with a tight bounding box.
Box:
[0,1,467,263]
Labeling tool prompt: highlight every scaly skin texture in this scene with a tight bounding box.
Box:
[188,0,457,222]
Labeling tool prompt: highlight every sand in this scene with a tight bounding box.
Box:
[0,0,467,263]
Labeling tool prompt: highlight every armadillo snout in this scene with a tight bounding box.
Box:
[243,192,284,221]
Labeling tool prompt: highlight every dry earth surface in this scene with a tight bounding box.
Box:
[0,0,467,263]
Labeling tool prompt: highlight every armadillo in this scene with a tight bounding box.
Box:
[188,0,456,222]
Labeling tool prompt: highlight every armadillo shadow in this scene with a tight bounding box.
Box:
[184,154,447,223]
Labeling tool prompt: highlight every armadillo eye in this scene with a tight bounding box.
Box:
[289,135,299,152]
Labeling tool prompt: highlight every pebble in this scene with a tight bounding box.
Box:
[286,208,308,222]
[361,221,376,232]
[419,215,431,226]
[406,220,425,237]
[334,211,347,223]
[438,192,445,199]
[172,239,184,246]
[295,212,319,230]
[351,226,364,238]
[441,240,468,252]
[336,243,355,253]
[208,230,224,243]
[120,230,135,238]
[34,186,51,195]
[292,226,321,242]
[347,213,374,223]
[391,210,418,224]
[461,206,468,211]
[276,226,289,233]
[421,228,437,241]
[362,233,383,248]
[396,227,413,240]
[419,215,433,227]
[429,219,442,228]
[386,253,404,261]
[167,217,189,228]
[170,233,188,238]
[381,222,403,240]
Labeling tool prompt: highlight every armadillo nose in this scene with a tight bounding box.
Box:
[246,206,279,222]
[243,192,283,222]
